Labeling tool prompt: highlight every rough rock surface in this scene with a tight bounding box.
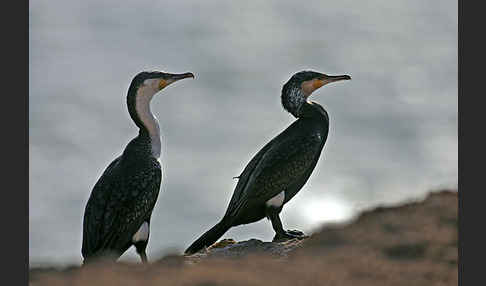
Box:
[185,237,307,262]
[29,190,458,286]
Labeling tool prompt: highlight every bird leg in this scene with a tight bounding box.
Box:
[266,207,307,241]
[139,250,148,263]
[135,241,148,263]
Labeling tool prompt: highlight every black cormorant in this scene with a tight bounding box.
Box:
[82,70,194,263]
[185,70,350,255]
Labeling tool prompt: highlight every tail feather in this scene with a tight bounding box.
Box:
[185,220,231,255]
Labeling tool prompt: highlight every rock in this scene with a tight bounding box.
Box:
[185,237,306,262]
[29,190,458,286]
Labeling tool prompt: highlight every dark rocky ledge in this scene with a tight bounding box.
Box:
[185,237,307,262]
[30,190,458,286]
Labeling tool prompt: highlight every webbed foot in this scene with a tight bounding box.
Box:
[272,229,308,241]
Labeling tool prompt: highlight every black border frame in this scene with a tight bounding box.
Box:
[5,0,28,284]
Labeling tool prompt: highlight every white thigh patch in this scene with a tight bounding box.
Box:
[132,222,149,242]
[266,191,285,208]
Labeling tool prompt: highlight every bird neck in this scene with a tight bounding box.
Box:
[282,86,329,121]
[282,87,308,118]
[128,89,162,158]
[301,101,329,122]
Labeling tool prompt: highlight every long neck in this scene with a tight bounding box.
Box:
[282,87,308,118]
[282,87,329,122]
[301,101,329,122]
[128,90,161,158]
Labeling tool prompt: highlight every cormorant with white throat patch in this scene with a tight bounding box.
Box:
[82,70,194,263]
[185,70,350,255]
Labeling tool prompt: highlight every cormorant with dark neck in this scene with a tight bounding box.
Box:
[185,70,350,255]
[82,71,194,263]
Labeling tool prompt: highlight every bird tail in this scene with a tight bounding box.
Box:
[184,219,231,255]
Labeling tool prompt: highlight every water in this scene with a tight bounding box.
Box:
[29,0,457,266]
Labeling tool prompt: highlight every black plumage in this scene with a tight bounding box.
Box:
[185,71,350,255]
[82,71,194,263]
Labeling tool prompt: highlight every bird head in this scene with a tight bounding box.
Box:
[129,71,195,98]
[126,70,195,130]
[282,70,351,117]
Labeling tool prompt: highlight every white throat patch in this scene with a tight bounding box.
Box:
[135,80,162,158]
[286,88,307,116]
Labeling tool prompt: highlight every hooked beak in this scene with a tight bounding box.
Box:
[159,72,195,89]
[168,72,195,81]
[323,74,351,83]
[311,74,351,91]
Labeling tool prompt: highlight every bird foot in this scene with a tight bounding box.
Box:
[272,229,308,241]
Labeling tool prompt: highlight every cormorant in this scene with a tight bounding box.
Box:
[185,70,350,255]
[82,70,194,263]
